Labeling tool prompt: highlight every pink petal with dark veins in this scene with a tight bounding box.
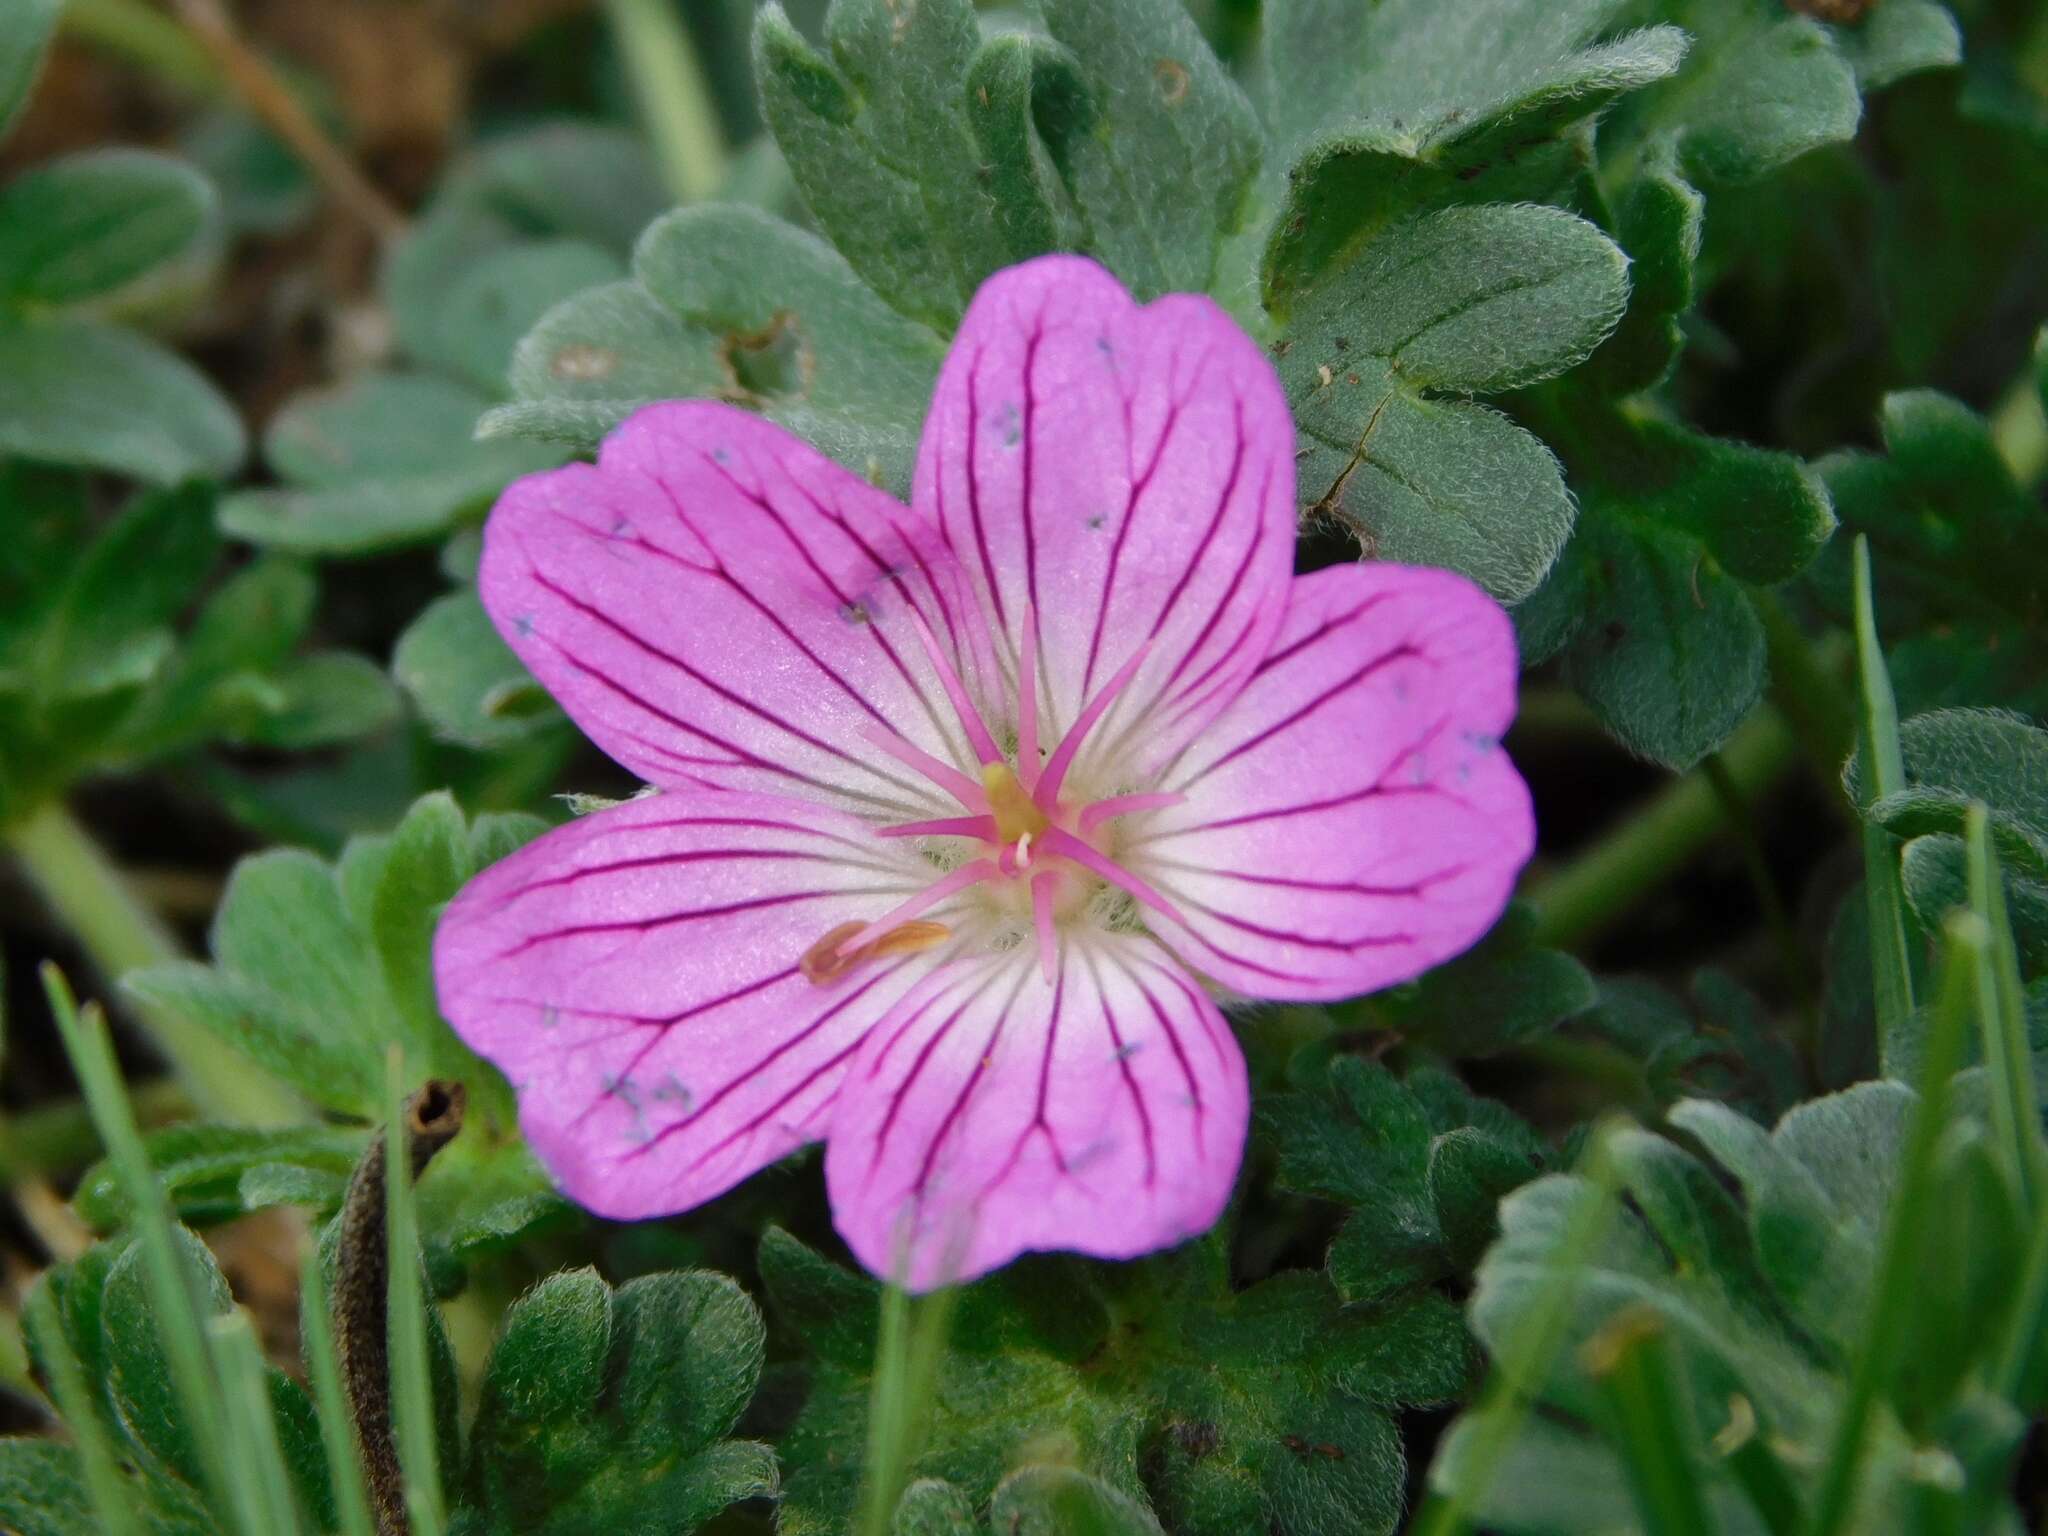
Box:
[913,256,1296,792]
[1124,562,1533,1001]
[825,936,1248,1291]
[479,402,996,822]
[433,788,964,1219]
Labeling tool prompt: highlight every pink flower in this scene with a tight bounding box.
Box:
[433,256,1533,1290]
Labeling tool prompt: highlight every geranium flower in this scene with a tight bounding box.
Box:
[434,256,1533,1290]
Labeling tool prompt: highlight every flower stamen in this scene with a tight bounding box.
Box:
[802,918,952,987]
[907,607,1003,767]
[861,723,989,811]
[1035,639,1153,811]
[835,858,1000,957]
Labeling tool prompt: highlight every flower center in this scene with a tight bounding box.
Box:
[982,763,1050,847]
[808,617,1189,986]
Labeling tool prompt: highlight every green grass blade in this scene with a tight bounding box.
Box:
[40,964,240,1529]
[209,1308,304,1536]
[1584,1309,1720,1536]
[1994,1208,2048,1410]
[1807,912,1983,1536]
[1965,804,2048,1209]
[1850,536,1918,1075]
[385,1048,445,1536]
[1412,1121,1627,1536]
[21,1281,140,1536]
[300,1240,378,1536]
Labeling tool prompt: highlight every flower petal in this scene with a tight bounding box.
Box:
[1125,563,1534,1001]
[480,401,998,821]
[433,787,966,1219]
[914,255,1296,790]
[824,935,1248,1290]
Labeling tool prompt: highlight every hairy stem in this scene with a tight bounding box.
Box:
[1525,706,1800,952]
[4,800,296,1124]
[333,1080,465,1536]
[168,0,408,240]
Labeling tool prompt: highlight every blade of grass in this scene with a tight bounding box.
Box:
[210,1308,304,1536]
[1583,1308,1719,1536]
[41,964,239,1527]
[1849,535,1918,1076]
[1710,1395,1803,1536]
[1807,911,1983,1536]
[21,1280,140,1536]
[385,1048,445,1536]
[1965,805,2048,1209]
[1411,1121,1626,1536]
[10,804,297,1122]
[1994,1206,2048,1411]
[301,1245,379,1536]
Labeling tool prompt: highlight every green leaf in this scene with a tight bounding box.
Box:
[1280,203,1627,599]
[987,1465,1167,1536]
[101,1226,232,1486]
[1581,149,1702,397]
[220,372,563,556]
[128,794,546,1124]
[0,317,245,483]
[1448,1079,2024,1533]
[892,1479,976,1536]
[431,239,626,399]
[1601,3,1861,185]
[0,1441,102,1536]
[482,279,729,447]
[774,1231,1460,1536]
[490,205,946,490]
[73,1123,365,1231]
[466,1268,774,1534]
[1558,513,1764,771]
[0,150,214,307]
[1376,906,1597,1057]
[0,0,59,142]
[754,0,1012,328]
[394,589,560,749]
[1265,1056,1543,1306]
[385,126,667,392]
[1851,709,2048,880]
[33,481,218,701]
[1824,0,1959,90]
[1258,0,1686,305]
[1901,835,2048,974]
[1033,0,1263,300]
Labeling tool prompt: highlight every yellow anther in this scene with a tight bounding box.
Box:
[982,763,1050,845]
[801,919,952,988]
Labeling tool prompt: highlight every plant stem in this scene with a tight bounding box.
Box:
[169,0,408,241]
[1754,595,1855,794]
[1702,751,1820,1041]
[606,0,728,205]
[1525,705,1799,951]
[4,800,296,1125]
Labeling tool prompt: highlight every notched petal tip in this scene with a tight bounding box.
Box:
[823,937,1249,1292]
